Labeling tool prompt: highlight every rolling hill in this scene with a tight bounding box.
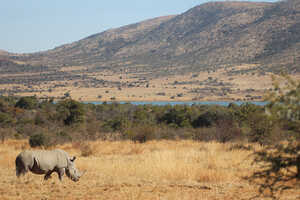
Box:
[1,0,300,101]
[13,0,300,75]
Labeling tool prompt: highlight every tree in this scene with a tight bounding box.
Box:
[29,133,49,147]
[249,74,300,199]
[192,106,233,128]
[57,99,85,125]
[159,106,193,128]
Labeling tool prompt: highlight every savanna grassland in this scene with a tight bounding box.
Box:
[0,75,300,200]
[2,139,299,200]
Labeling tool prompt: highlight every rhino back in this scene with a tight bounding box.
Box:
[27,149,69,172]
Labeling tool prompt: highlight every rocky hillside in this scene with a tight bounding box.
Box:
[9,0,300,76]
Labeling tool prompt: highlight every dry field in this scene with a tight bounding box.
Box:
[2,63,300,102]
[0,139,299,200]
[2,65,282,102]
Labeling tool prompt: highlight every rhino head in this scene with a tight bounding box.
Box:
[65,156,85,182]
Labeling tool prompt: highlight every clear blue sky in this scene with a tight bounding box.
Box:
[1,0,277,53]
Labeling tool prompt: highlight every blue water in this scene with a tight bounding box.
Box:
[86,101,268,106]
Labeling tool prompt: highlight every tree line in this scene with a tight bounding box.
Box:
[0,94,289,146]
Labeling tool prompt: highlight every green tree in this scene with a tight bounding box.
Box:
[192,106,233,128]
[29,133,49,147]
[247,111,273,144]
[57,99,85,125]
[159,106,193,128]
[249,74,300,199]
[231,102,261,126]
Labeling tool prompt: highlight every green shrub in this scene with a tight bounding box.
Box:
[57,99,85,125]
[0,112,15,126]
[101,117,130,132]
[15,96,38,110]
[159,106,193,128]
[192,113,212,127]
[34,112,47,125]
[215,119,243,143]
[192,106,233,128]
[29,133,49,147]
[247,112,273,144]
[232,103,262,126]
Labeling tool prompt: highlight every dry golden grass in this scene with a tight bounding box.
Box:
[0,139,299,199]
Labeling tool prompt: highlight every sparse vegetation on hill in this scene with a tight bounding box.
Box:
[10,0,300,75]
[0,0,299,101]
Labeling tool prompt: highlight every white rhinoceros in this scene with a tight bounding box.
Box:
[15,149,85,182]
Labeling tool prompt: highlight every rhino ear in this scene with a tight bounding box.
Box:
[70,156,76,162]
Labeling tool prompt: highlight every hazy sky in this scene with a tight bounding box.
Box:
[1,0,277,53]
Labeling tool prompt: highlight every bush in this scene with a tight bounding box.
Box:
[29,133,49,147]
[159,106,193,128]
[192,127,217,141]
[192,106,233,128]
[101,117,130,132]
[0,112,15,126]
[249,74,300,198]
[232,103,262,126]
[15,96,38,110]
[124,125,156,143]
[34,112,47,125]
[57,99,85,125]
[80,142,93,157]
[215,119,243,143]
[247,111,273,144]
[192,113,212,127]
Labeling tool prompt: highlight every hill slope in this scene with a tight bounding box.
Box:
[14,0,300,75]
[1,0,300,101]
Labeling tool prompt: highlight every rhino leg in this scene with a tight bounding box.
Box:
[16,165,27,177]
[57,168,65,181]
[44,171,53,180]
[16,168,27,177]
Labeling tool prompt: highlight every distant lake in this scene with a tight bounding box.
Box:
[86,101,268,106]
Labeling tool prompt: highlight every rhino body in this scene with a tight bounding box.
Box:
[15,149,84,182]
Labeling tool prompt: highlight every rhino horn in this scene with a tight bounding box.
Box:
[78,170,86,178]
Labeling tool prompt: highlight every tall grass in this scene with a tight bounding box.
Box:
[0,139,298,199]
